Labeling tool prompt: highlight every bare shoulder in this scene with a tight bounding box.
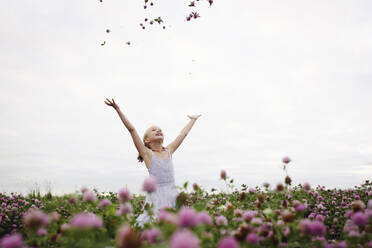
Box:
[165,144,174,155]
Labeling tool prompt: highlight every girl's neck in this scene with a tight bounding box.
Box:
[150,142,163,152]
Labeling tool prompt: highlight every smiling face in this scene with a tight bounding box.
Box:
[144,125,164,146]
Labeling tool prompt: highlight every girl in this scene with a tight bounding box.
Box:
[104,98,201,227]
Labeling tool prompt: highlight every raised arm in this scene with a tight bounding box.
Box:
[166,114,201,155]
[104,98,150,163]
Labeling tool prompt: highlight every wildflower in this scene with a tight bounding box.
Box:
[50,211,60,221]
[70,212,103,228]
[170,230,200,248]
[335,241,347,248]
[82,189,97,202]
[299,219,312,235]
[295,204,306,212]
[197,211,212,225]
[143,176,157,193]
[282,210,294,223]
[98,198,112,209]
[351,212,367,226]
[276,183,284,192]
[215,215,227,226]
[0,233,24,248]
[208,0,213,6]
[23,209,50,231]
[60,223,71,233]
[178,207,198,228]
[117,224,142,248]
[37,228,47,236]
[282,156,291,164]
[118,188,132,203]
[246,233,259,245]
[117,202,133,215]
[243,210,255,221]
[308,221,326,237]
[218,236,238,248]
[263,182,270,188]
[251,217,263,225]
[248,188,256,193]
[303,182,311,191]
[141,228,161,244]
[220,170,227,180]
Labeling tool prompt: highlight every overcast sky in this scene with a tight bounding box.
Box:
[1,0,371,196]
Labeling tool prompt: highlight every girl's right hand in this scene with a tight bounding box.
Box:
[104,98,120,111]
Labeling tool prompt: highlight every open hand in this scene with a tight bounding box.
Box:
[104,98,120,110]
[187,114,201,120]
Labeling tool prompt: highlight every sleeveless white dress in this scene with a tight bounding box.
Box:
[136,148,179,227]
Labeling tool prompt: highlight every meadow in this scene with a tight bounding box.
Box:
[0,158,371,248]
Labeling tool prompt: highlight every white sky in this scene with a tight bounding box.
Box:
[0,0,371,195]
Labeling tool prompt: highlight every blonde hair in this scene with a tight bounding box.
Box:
[137,130,165,163]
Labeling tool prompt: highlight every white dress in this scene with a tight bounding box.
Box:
[136,148,179,227]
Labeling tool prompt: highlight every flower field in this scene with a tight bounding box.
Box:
[1,159,371,248]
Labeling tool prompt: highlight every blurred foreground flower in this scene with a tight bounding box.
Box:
[117,224,142,248]
[23,208,50,231]
[143,176,157,193]
[0,233,24,248]
[70,212,103,228]
[170,229,200,248]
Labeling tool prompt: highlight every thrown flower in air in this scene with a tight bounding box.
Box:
[153,17,163,24]
[282,156,291,164]
[188,1,195,7]
[143,176,157,193]
[125,41,131,45]
[0,233,24,248]
[106,29,110,33]
[101,41,106,46]
[208,0,213,6]
[70,212,103,228]
[169,230,200,248]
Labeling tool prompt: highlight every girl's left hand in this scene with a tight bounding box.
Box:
[188,114,202,120]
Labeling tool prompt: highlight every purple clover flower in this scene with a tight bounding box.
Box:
[246,233,259,245]
[143,176,157,193]
[118,188,132,203]
[218,236,238,248]
[178,207,198,228]
[351,212,367,226]
[170,230,200,248]
[0,233,24,248]
[308,221,326,237]
[197,211,212,225]
[98,198,112,209]
[70,212,103,228]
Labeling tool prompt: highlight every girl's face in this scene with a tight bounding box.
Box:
[145,125,164,143]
